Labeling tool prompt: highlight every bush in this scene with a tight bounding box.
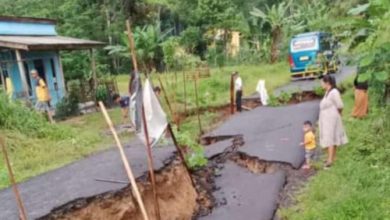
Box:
[96,84,109,104]
[55,96,79,120]
[175,129,208,169]
[0,92,72,140]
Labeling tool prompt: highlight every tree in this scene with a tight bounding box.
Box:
[250,2,292,63]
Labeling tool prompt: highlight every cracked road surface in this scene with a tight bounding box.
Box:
[0,139,175,220]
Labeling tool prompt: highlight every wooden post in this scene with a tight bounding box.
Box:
[126,19,161,220]
[167,124,196,189]
[193,73,203,134]
[182,71,187,114]
[230,74,235,114]
[140,105,161,220]
[98,102,149,220]
[15,50,29,98]
[90,49,98,97]
[0,136,28,220]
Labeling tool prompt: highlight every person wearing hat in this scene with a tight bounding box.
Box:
[233,71,243,112]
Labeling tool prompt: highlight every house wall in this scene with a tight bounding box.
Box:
[0,50,66,106]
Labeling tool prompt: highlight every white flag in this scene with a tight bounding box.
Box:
[137,79,168,147]
[256,80,269,106]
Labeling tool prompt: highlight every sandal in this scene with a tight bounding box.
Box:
[324,162,332,170]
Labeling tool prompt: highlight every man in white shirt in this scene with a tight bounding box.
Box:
[233,71,243,112]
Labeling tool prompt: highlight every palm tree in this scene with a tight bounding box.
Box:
[250,2,291,63]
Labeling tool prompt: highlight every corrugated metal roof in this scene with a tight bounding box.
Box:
[0,16,56,24]
[0,35,104,50]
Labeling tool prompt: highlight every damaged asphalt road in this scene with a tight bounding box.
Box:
[0,66,355,220]
[0,139,175,220]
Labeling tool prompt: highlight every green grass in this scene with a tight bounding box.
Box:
[116,63,290,112]
[0,63,289,188]
[279,88,390,219]
[0,104,128,189]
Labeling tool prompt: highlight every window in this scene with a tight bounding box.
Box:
[320,37,331,51]
[291,36,318,52]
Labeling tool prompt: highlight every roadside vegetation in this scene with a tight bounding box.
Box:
[0,94,123,189]
[280,88,390,219]
[0,0,389,218]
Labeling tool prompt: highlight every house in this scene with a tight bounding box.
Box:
[0,16,104,106]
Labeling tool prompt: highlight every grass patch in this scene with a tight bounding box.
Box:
[0,96,127,189]
[116,63,290,111]
[279,88,390,219]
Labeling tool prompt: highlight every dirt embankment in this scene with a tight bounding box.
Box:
[39,162,199,220]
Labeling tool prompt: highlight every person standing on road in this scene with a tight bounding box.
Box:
[351,72,369,118]
[319,75,348,169]
[233,71,243,112]
[31,70,53,122]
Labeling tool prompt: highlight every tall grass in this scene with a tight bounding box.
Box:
[0,94,72,139]
[0,93,113,189]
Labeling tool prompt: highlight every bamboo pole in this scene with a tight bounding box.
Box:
[182,71,187,114]
[172,72,180,130]
[98,102,149,220]
[126,19,161,220]
[0,136,28,220]
[140,106,161,220]
[157,76,174,119]
[126,20,139,75]
[193,73,203,134]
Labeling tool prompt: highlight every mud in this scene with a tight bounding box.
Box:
[39,161,199,220]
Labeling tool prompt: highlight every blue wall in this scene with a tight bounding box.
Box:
[0,21,57,36]
[0,50,66,106]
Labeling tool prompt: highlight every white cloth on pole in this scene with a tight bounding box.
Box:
[137,79,168,147]
[256,80,269,106]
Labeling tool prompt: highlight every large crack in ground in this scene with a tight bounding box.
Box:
[38,98,318,220]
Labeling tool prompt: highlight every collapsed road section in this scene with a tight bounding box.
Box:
[0,100,320,220]
[197,101,320,220]
[0,139,176,220]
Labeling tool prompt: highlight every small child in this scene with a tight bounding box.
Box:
[112,93,130,124]
[300,121,316,169]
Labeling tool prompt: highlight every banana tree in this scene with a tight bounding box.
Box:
[250,2,292,63]
[105,22,172,73]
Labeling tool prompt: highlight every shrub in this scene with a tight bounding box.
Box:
[279,91,293,104]
[96,84,109,104]
[55,96,79,120]
[0,92,72,140]
[175,129,208,169]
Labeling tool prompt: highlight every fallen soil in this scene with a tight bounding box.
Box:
[39,160,199,220]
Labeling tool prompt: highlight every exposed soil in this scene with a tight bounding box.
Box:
[177,99,261,120]
[39,160,199,220]
[287,91,321,105]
